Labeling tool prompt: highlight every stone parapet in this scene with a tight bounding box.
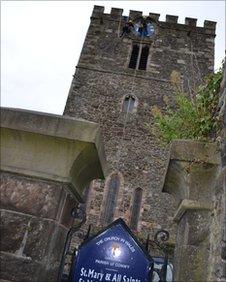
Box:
[1,107,107,200]
[90,5,216,35]
[185,17,197,27]
[166,15,179,24]
[149,13,160,21]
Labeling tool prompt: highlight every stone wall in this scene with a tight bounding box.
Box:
[64,5,216,246]
[1,172,74,282]
[0,108,106,282]
[209,57,226,281]
[220,58,226,280]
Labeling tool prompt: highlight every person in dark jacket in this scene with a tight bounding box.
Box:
[120,20,134,37]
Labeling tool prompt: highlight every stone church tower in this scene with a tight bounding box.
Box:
[64,6,216,241]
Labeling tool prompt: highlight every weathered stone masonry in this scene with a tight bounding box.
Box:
[64,5,217,244]
[0,108,107,282]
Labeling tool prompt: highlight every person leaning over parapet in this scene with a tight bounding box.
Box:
[120,20,134,37]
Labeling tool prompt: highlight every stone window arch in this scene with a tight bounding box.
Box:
[102,173,120,225]
[130,187,143,230]
[122,94,138,113]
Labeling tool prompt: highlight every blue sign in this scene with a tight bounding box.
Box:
[71,218,153,282]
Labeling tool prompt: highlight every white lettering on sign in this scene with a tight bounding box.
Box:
[80,267,104,281]
[104,236,120,242]
[78,267,141,282]
[114,262,130,269]
[124,241,135,253]
[95,237,135,253]
[95,259,110,266]
[122,275,141,282]
[96,239,104,246]
[111,273,122,281]
[94,259,130,269]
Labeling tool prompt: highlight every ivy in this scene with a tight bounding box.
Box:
[150,65,223,145]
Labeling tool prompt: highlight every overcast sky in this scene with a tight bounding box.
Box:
[1,1,225,114]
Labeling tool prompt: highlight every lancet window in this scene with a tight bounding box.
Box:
[130,187,143,230]
[103,174,120,224]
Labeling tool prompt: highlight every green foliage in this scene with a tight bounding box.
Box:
[150,68,223,145]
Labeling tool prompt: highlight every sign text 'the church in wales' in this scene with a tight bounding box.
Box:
[71,218,153,282]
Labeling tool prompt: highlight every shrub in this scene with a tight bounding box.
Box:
[150,67,223,145]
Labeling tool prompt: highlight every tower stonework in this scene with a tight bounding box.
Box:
[64,6,216,242]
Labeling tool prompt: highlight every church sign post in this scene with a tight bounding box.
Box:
[71,218,153,282]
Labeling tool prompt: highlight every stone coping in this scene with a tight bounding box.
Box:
[173,199,213,222]
[1,107,102,144]
[162,139,220,206]
[167,139,220,165]
[162,139,220,191]
[1,107,107,201]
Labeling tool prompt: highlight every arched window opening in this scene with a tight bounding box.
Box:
[130,188,143,231]
[123,95,136,113]
[129,44,139,69]
[138,46,149,70]
[103,174,120,224]
[128,44,150,71]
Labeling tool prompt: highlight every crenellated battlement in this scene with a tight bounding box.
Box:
[91,5,216,35]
